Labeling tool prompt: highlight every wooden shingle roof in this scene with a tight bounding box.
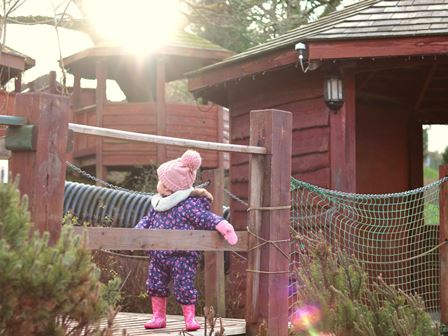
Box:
[191,0,448,74]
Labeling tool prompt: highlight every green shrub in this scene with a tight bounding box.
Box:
[290,234,438,336]
[0,179,122,336]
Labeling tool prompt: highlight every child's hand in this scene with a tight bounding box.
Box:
[215,220,238,245]
[191,188,214,202]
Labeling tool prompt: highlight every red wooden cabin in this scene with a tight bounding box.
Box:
[187,0,448,315]
[62,31,233,179]
[188,0,448,224]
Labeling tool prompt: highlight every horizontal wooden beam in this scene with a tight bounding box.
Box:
[73,227,248,251]
[68,123,266,154]
[308,35,448,61]
[188,48,297,92]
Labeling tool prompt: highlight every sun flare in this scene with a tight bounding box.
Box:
[84,0,183,53]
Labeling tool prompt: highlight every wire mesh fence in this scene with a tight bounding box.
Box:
[289,176,448,317]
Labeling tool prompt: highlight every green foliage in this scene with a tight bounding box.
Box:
[443,146,448,165]
[0,179,122,336]
[291,235,438,336]
[183,0,343,52]
[424,166,439,182]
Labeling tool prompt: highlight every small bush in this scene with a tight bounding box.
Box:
[290,234,438,336]
[0,179,121,336]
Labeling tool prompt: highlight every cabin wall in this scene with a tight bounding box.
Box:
[0,91,15,137]
[356,99,410,193]
[227,68,329,232]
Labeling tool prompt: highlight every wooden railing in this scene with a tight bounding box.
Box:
[8,93,292,336]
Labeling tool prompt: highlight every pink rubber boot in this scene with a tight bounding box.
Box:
[144,296,167,329]
[181,304,201,331]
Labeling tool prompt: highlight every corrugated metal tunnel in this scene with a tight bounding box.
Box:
[63,181,153,228]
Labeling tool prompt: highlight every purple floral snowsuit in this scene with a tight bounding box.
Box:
[135,196,223,304]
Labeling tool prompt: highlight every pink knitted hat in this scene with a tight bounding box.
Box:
[157,150,202,192]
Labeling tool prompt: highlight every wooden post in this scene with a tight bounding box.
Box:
[14,73,21,93]
[9,93,69,244]
[72,73,81,110]
[203,168,226,317]
[48,71,57,94]
[95,60,107,181]
[440,164,448,325]
[156,56,166,163]
[246,109,292,336]
[330,70,356,192]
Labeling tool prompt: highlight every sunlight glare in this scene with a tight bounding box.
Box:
[85,0,182,54]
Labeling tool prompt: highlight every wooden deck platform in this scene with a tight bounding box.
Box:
[109,312,246,335]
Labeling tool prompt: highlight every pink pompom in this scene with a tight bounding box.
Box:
[181,150,202,171]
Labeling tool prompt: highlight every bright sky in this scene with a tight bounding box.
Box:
[5,0,448,153]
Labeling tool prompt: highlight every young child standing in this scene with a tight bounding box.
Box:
[135,149,238,331]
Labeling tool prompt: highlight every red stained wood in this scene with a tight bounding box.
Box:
[292,167,330,188]
[95,60,107,180]
[156,57,167,163]
[309,36,448,61]
[292,127,330,156]
[245,109,292,336]
[356,100,409,194]
[441,164,448,325]
[291,152,329,174]
[10,93,69,244]
[189,48,298,92]
[229,70,325,116]
[330,70,356,192]
[203,168,226,317]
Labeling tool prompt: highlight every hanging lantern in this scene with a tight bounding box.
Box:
[324,76,344,111]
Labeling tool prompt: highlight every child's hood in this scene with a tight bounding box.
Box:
[151,187,194,211]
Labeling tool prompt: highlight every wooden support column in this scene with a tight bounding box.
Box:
[9,93,69,244]
[14,73,21,93]
[95,60,107,181]
[203,167,226,316]
[330,70,356,192]
[440,164,448,325]
[408,116,423,189]
[72,73,81,110]
[204,105,226,316]
[246,109,292,336]
[48,71,57,94]
[156,56,166,163]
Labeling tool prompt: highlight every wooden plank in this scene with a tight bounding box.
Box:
[292,127,329,156]
[309,35,448,61]
[246,109,292,336]
[330,70,356,192]
[106,312,245,335]
[408,116,423,189]
[156,56,167,163]
[68,123,267,154]
[188,47,297,92]
[440,164,448,326]
[72,227,248,251]
[10,93,69,244]
[72,73,81,110]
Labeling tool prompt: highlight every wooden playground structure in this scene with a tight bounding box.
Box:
[6,92,292,336]
[62,37,233,180]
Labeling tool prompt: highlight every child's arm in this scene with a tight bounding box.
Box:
[135,215,151,229]
[215,220,238,245]
[190,188,213,202]
[186,198,238,245]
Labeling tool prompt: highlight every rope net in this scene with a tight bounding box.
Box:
[289,177,448,317]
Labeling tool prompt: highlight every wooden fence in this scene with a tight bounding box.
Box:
[7,92,292,336]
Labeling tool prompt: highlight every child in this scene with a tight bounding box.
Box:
[135,149,238,331]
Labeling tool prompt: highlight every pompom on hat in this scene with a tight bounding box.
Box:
[157,150,202,192]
